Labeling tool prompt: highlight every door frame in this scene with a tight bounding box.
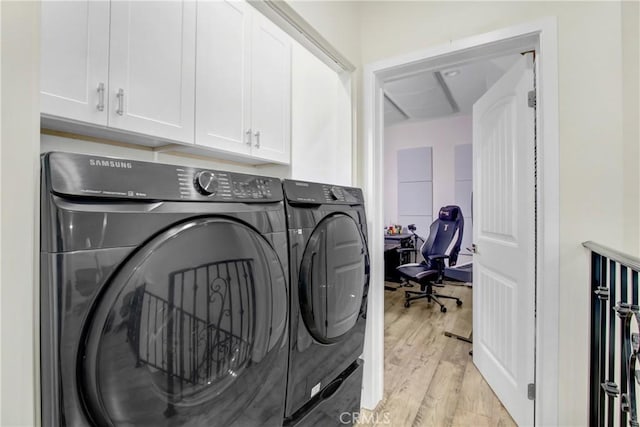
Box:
[361,17,559,425]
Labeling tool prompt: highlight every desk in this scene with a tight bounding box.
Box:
[384,234,416,284]
[384,233,414,243]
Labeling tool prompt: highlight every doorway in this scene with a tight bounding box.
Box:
[360,18,559,426]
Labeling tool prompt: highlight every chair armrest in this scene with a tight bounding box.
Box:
[395,263,422,269]
[427,255,448,283]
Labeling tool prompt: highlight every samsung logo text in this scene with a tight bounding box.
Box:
[89,159,133,169]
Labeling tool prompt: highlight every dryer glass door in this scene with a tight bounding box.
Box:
[79,218,287,426]
[299,213,368,343]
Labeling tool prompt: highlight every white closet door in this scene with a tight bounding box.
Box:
[472,54,536,426]
[108,1,196,143]
[40,1,110,125]
[250,12,291,164]
[195,0,252,156]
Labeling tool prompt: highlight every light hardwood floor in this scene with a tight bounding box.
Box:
[357,282,516,427]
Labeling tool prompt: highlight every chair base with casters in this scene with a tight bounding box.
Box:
[399,271,463,312]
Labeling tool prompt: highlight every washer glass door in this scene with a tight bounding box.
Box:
[79,218,287,426]
[299,213,368,343]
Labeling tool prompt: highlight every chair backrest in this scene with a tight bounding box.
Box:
[420,205,464,266]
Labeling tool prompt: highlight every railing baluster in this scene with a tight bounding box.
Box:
[633,271,638,306]
[584,241,640,427]
[609,260,618,427]
[621,266,629,427]
[592,252,603,425]
[601,255,609,423]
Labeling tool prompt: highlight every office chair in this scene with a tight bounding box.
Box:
[396,205,464,312]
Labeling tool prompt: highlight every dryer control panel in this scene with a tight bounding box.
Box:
[44,152,283,202]
[282,179,364,205]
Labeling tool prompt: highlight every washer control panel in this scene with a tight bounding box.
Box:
[46,152,283,202]
[180,168,278,201]
[282,179,364,205]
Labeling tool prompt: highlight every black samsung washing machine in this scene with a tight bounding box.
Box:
[282,180,369,426]
[40,152,289,426]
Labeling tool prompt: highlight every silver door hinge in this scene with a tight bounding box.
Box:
[527,383,536,400]
[528,90,536,108]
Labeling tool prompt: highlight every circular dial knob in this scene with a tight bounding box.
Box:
[194,171,219,195]
[330,186,343,200]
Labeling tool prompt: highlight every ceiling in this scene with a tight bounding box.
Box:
[384,54,521,126]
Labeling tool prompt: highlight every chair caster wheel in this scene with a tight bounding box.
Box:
[440,306,447,313]
[456,300,463,306]
[404,301,411,308]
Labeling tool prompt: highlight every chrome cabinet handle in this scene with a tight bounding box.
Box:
[254,130,261,148]
[245,129,252,145]
[96,83,105,111]
[116,89,124,116]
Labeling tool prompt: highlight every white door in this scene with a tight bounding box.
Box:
[195,0,252,155]
[108,1,196,143]
[250,13,291,164]
[472,54,536,426]
[40,1,110,125]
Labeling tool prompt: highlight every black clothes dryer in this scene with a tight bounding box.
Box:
[282,180,369,425]
[40,152,289,427]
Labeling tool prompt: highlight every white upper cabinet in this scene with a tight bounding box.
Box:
[108,1,196,143]
[195,0,251,155]
[41,1,110,125]
[250,13,291,164]
[41,0,292,164]
[195,1,291,164]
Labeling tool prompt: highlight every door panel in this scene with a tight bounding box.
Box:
[109,1,196,142]
[195,0,251,155]
[326,219,367,338]
[80,218,287,425]
[250,13,291,163]
[40,0,110,125]
[299,214,367,343]
[478,97,517,243]
[472,54,536,426]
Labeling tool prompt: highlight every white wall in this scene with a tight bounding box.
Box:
[384,115,472,226]
[290,41,352,186]
[1,2,40,425]
[286,1,361,69]
[358,2,633,425]
[286,1,363,184]
[0,4,3,423]
[622,0,640,255]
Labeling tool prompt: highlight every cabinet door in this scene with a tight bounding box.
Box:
[40,1,110,125]
[195,0,252,156]
[250,13,291,164]
[108,1,196,143]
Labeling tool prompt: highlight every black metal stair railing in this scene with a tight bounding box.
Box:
[585,241,640,427]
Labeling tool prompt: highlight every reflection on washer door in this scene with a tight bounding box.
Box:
[88,220,287,425]
[126,258,256,410]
